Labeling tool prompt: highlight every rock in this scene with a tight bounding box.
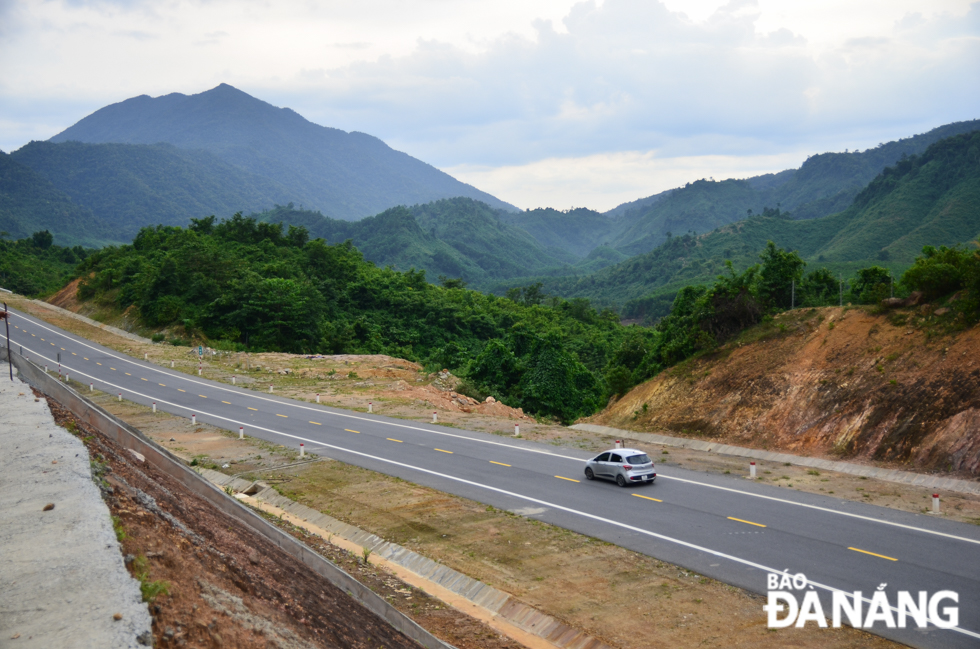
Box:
[248,550,260,565]
[127,449,145,463]
[904,291,923,307]
[113,613,123,621]
[485,396,496,403]
[42,503,55,511]
[935,307,950,316]
[137,631,153,646]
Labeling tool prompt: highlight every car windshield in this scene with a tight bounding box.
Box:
[626,454,651,465]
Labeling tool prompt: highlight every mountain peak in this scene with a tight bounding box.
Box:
[47,85,516,219]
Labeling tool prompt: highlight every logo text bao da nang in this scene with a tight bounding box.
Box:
[764,572,959,629]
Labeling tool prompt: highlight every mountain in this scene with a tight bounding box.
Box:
[255,198,575,287]
[600,119,980,256]
[0,150,114,247]
[50,83,517,220]
[497,207,617,258]
[496,129,980,318]
[11,141,294,240]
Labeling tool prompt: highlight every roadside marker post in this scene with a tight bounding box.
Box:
[191,414,197,425]
[368,401,372,413]
[89,383,93,392]
[432,411,438,423]
[269,385,273,393]
[316,393,320,403]
[144,353,148,360]
[118,392,122,401]
[232,376,236,385]
[300,443,305,458]
[933,493,941,514]
[750,462,757,479]
[171,361,174,368]
[152,402,156,413]
[514,424,520,437]
[239,426,244,440]
[615,440,622,449]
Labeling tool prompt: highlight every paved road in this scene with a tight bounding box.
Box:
[5,306,980,648]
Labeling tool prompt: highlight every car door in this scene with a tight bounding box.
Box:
[607,453,623,480]
[591,452,611,478]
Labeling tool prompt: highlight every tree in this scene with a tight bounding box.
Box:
[31,230,53,249]
[756,241,805,310]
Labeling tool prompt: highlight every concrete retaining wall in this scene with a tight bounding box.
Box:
[2,347,452,649]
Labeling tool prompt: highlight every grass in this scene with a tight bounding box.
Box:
[133,555,170,603]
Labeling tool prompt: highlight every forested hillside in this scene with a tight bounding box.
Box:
[0,232,91,296]
[12,141,293,240]
[50,83,515,220]
[73,214,656,422]
[253,198,576,287]
[496,129,980,320]
[0,151,114,247]
[601,119,980,255]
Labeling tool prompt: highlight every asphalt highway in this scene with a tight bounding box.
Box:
[4,305,980,648]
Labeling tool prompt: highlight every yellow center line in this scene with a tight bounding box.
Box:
[158,383,165,386]
[199,395,207,398]
[72,353,76,356]
[177,389,185,392]
[32,334,36,337]
[125,372,131,376]
[222,401,231,404]
[490,461,511,467]
[110,367,116,371]
[141,378,148,381]
[848,547,897,561]
[40,338,44,341]
[633,493,663,502]
[728,517,767,528]
[50,343,55,346]
[96,362,102,365]
[60,347,65,351]
[248,407,257,411]
[84,357,89,361]
[434,448,453,454]
[310,421,322,425]
[387,438,403,443]
[276,414,287,418]
[345,429,360,433]
[555,475,580,483]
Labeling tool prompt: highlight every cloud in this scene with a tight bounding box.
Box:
[0,0,977,208]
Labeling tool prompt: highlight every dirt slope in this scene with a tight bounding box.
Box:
[588,306,980,477]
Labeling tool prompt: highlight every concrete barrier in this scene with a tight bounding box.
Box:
[2,346,453,649]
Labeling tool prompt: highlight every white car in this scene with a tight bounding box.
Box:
[584,448,657,487]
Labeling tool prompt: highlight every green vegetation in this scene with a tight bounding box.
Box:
[0,232,91,296]
[254,198,575,288]
[74,214,652,422]
[0,150,114,247]
[503,129,980,319]
[132,555,170,603]
[11,141,292,240]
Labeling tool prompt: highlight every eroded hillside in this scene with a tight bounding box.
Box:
[588,305,980,476]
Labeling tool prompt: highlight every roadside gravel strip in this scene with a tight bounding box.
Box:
[0,370,152,648]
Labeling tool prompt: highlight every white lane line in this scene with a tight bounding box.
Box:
[3,312,579,457]
[7,345,980,641]
[7,320,980,548]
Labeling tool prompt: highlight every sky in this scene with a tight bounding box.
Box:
[1,0,978,211]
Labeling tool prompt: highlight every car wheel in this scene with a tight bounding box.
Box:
[585,467,594,480]
[616,474,627,487]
